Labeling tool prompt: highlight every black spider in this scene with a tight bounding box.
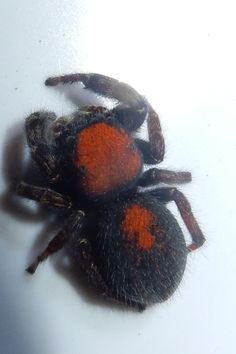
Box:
[16,73,205,311]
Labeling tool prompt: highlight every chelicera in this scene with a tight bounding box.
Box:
[17,73,205,311]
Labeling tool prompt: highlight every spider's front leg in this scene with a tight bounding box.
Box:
[45,73,148,132]
[45,73,167,158]
[45,73,143,108]
[136,105,191,184]
[135,104,166,164]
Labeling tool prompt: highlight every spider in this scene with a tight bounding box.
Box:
[16,73,205,311]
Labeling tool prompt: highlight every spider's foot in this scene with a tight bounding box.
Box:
[26,259,39,274]
[45,77,60,86]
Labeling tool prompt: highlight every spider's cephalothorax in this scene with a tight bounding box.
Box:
[17,73,205,311]
[54,107,143,200]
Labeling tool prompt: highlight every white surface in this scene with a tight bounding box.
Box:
[0,1,236,354]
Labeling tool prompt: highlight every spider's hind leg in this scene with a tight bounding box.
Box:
[26,210,85,274]
[150,187,205,252]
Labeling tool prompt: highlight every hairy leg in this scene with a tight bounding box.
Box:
[136,104,165,164]
[45,73,166,159]
[146,105,165,163]
[113,104,147,132]
[150,187,205,252]
[16,182,73,210]
[26,210,85,273]
[45,73,148,131]
[74,238,112,296]
[139,168,192,186]
[45,73,144,107]
[25,111,61,183]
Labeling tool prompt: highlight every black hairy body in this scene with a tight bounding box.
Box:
[16,73,205,311]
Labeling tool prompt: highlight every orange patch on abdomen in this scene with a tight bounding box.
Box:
[121,204,156,250]
[74,123,141,196]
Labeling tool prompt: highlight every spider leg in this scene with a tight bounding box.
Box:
[46,73,165,151]
[112,103,147,132]
[26,111,61,183]
[45,73,143,107]
[139,168,192,186]
[26,210,85,274]
[135,104,165,164]
[45,73,148,132]
[75,238,112,295]
[147,106,165,163]
[150,187,205,252]
[16,182,73,210]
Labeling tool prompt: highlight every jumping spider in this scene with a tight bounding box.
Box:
[16,73,205,311]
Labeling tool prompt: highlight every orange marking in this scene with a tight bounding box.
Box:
[121,204,156,250]
[74,123,141,195]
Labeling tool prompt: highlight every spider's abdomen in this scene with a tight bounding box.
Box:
[90,194,187,305]
[74,122,142,199]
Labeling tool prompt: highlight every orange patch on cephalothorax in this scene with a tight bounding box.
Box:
[74,123,141,195]
[121,204,157,250]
